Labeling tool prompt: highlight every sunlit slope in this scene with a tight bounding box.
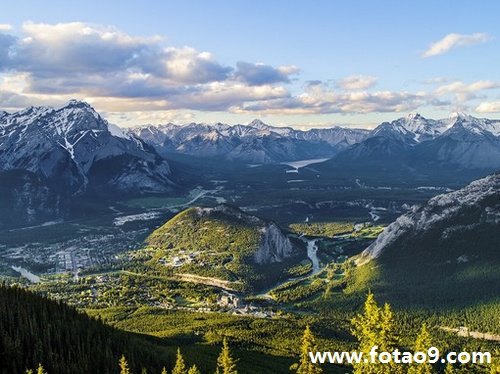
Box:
[142,204,305,291]
[349,173,500,314]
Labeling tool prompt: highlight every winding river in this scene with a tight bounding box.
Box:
[257,237,322,298]
[307,239,320,275]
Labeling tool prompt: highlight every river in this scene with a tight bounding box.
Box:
[257,237,322,298]
[11,266,41,283]
[307,239,320,275]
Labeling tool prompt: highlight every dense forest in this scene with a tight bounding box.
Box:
[0,284,175,374]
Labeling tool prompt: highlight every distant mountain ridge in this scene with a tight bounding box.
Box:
[320,112,500,178]
[131,112,500,171]
[130,119,369,163]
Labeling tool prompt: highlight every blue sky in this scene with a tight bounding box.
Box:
[1,0,500,128]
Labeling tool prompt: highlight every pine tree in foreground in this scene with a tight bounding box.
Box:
[161,367,168,374]
[119,355,131,374]
[491,350,500,373]
[408,324,434,374]
[25,364,46,374]
[188,364,201,374]
[215,337,238,374]
[290,325,323,374]
[36,364,47,374]
[351,292,401,374]
[172,348,188,374]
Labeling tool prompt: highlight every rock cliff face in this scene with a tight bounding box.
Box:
[254,223,296,264]
[196,204,299,264]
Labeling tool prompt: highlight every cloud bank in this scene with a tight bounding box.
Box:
[0,22,499,120]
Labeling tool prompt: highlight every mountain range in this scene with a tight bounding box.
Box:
[326,112,500,173]
[3,101,500,178]
[131,112,500,172]
[130,119,369,163]
[1,100,500,227]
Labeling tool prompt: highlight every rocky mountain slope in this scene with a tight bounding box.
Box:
[0,100,174,195]
[140,204,304,291]
[360,173,500,261]
[353,173,500,306]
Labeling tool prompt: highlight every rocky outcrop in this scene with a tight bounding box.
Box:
[196,204,300,264]
[254,223,296,264]
[359,173,500,262]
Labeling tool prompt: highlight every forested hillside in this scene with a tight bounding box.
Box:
[0,284,174,374]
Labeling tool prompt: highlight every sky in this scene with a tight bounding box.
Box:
[1,0,500,129]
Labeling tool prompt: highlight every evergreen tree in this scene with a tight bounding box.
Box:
[119,355,131,374]
[172,348,188,374]
[1,283,175,374]
[36,364,46,374]
[351,292,400,374]
[188,365,201,374]
[491,350,500,373]
[408,324,433,374]
[161,367,168,374]
[290,325,322,374]
[444,363,455,373]
[215,338,238,374]
[379,303,398,351]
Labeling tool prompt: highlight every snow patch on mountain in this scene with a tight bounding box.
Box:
[0,100,173,195]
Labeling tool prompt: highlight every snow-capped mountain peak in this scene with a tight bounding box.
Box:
[406,112,424,120]
[0,103,173,195]
[248,119,269,130]
[449,111,473,121]
[372,113,452,143]
[444,113,500,137]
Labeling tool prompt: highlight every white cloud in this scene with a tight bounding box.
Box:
[0,24,12,31]
[422,32,492,58]
[0,22,295,112]
[434,80,500,102]
[234,84,428,115]
[475,101,500,113]
[339,75,377,90]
